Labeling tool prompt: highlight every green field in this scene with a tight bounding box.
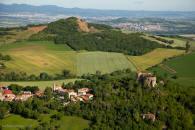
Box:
[128,48,185,71]
[150,52,195,87]
[77,52,137,76]
[0,114,90,130]
[0,41,76,75]
[0,79,80,90]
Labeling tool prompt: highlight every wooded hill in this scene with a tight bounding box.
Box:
[30,17,167,56]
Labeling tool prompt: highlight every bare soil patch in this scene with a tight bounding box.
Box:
[10,46,46,51]
[28,25,47,33]
[77,19,90,32]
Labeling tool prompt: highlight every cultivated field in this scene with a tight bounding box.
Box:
[128,48,185,71]
[0,79,80,90]
[142,34,195,48]
[0,114,90,130]
[150,52,195,87]
[77,52,137,76]
[0,41,76,75]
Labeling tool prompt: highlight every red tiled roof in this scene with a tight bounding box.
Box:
[3,90,12,95]
[78,88,89,92]
[81,96,89,101]
[35,90,43,96]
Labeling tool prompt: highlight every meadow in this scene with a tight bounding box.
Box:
[0,41,76,75]
[149,52,195,87]
[0,114,90,130]
[0,29,34,46]
[77,52,137,76]
[128,48,185,71]
[0,79,80,90]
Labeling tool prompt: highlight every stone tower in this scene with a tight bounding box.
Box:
[52,83,56,92]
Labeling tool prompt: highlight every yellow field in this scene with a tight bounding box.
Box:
[128,48,185,71]
[180,34,195,38]
[142,34,189,47]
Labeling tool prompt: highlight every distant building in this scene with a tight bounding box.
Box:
[0,85,9,90]
[35,90,44,97]
[3,90,15,102]
[136,72,157,87]
[142,113,156,122]
[86,94,93,99]
[78,88,89,96]
[52,83,63,92]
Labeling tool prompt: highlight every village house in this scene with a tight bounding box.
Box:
[3,90,16,102]
[0,85,9,90]
[15,93,33,102]
[35,90,44,97]
[52,84,94,104]
[78,88,89,96]
[142,113,156,122]
[136,72,157,87]
[86,94,93,99]
[52,83,63,92]
[22,91,32,94]
[81,96,89,101]
[67,90,77,98]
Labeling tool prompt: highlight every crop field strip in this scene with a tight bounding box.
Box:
[77,52,137,76]
[128,48,185,71]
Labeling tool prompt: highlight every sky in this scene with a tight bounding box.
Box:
[1,0,195,11]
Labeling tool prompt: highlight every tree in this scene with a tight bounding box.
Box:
[40,72,49,80]
[185,41,191,53]
[62,70,70,77]
[43,87,53,101]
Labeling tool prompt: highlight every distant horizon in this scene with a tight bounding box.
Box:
[1,3,195,12]
[0,0,195,11]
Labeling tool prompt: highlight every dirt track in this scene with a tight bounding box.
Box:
[159,64,177,74]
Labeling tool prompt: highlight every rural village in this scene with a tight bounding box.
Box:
[0,72,159,122]
[0,83,94,104]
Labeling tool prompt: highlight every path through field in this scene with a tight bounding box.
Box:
[159,64,177,74]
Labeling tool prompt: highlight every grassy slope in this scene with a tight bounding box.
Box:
[77,52,137,76]
[128,48,185,71]
[0,79,80,90]
[0,29,34,46]
[0,114,39,130]
[0,114,89,130]
[150,52,195,87]
[0,41,76,75]
[143,34,195,48]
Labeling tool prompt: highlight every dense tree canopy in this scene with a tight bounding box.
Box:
[30,17,167,56]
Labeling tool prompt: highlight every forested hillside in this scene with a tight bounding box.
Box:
[30,17,166,55]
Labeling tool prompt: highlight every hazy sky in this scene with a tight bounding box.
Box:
[1,0,195,11]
